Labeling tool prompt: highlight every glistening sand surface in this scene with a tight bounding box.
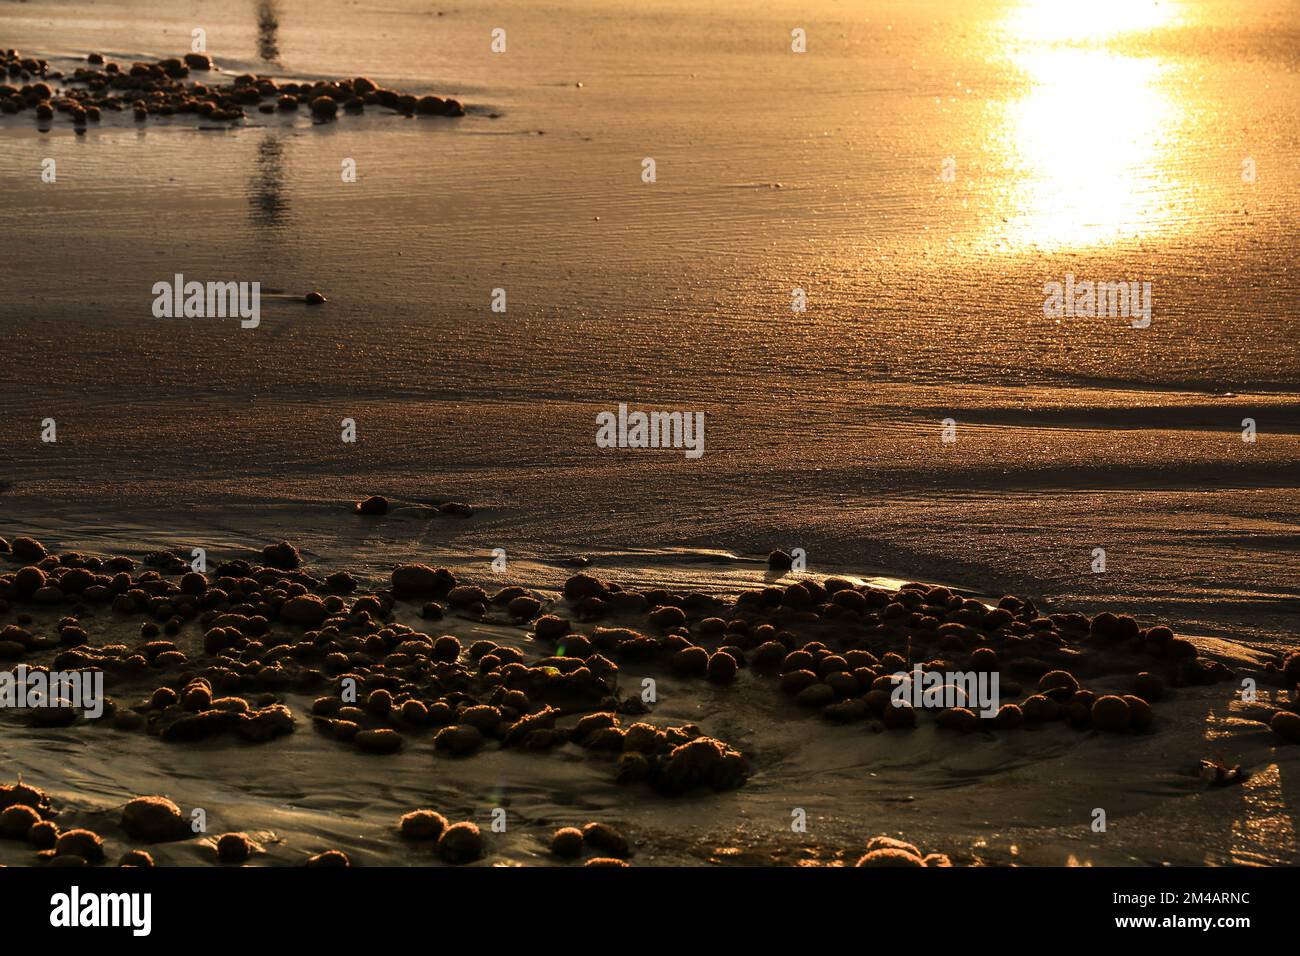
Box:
[0,0,1297,864]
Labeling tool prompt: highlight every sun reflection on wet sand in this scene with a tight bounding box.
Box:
[1206,695,1297,866]
[1228,763,1297,866]
[1004,0,1180,42]
[989,0,1189,251]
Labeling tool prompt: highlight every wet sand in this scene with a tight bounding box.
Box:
[1,0,1296,657]
[1,534,1298,867]
[0,0,1297,867]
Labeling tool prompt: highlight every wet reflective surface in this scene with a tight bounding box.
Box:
[0,0,1296,866]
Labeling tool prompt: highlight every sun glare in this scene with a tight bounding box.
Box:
[1005,0,1178,44]
[990,0,1186,251]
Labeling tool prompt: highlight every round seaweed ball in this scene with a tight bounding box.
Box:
[1090,695,1130,733]
[399,810,448,841]
[550,827,585,858]
[437,822,483,864]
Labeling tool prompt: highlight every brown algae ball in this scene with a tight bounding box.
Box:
[581,822,629,858]
[399,810,448,841]
[437,821,483,864]
[55,828,104,862]
[121,796,186,841]
[550,827,585,858]
[1090,695,1131,732]
[0,804,40,838]
[215,832,255,863]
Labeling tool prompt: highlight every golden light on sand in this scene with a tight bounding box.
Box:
[1004,0,1178,43]
[1229,764,1298,866]
[991,0,1185,250]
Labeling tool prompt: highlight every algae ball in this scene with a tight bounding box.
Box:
[671,645,708,675]
[216,832,255,863]
[305,849,351,866]
[707,652,738,683]
[1122,694,1153,732]
[434,724,483,756]
[55,828,104,862]
[1133,672,1165,702]
[550,826,584,858]
[0,804,40,838]
[121,796,186,842]
[865,835,923,857]
[28,819,59,849]
[399,809,448,841]
[1270,710,1300,744]
[993,703,1024,729]
[437,821,483,864]
[856,848,925,867]
[1090,695,1130,732]
[1038,670,1079,694]
[882,700,916,729]
[648,605,687,629]
[581,822,629,857]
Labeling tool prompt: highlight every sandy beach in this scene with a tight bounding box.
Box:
[0,0,1297,876]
